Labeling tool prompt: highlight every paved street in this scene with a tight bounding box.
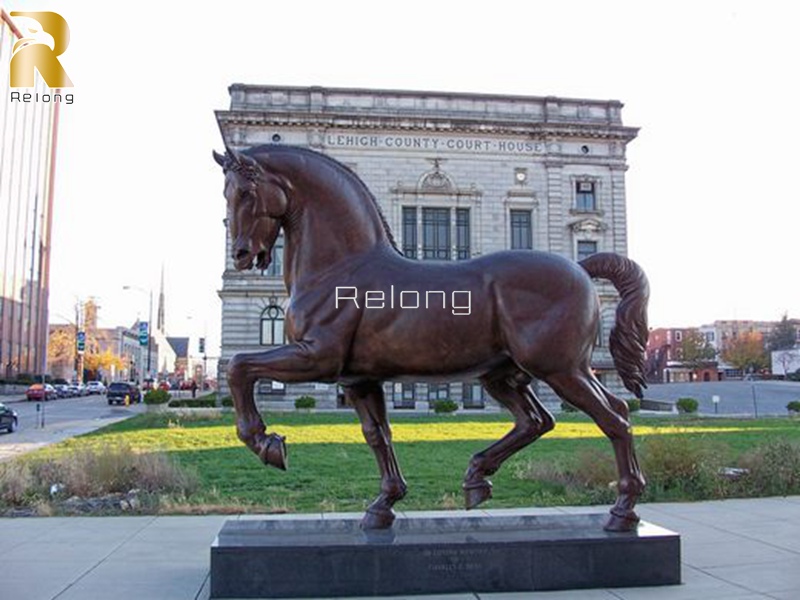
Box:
[0,394,145,461]
[644,380,800,417]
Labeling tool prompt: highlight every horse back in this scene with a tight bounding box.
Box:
[322,249,599,380]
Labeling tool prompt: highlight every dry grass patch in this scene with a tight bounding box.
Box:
[0,443,198,512]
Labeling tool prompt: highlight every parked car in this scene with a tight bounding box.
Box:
[53,384,70,398]
[106,382,142,405]
[0,403,18,433]
[69,382,87,397]
[26,383,57,401]
[85,381,106,395]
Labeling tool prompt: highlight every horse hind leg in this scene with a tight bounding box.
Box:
[346,381,407,530]
[463,371,555,509]
[545,368,645,532]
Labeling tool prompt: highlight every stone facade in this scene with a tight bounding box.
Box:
[215,85,639,408]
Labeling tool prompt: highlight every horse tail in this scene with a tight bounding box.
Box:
[579,253,650,399]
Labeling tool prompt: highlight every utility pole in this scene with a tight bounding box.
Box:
[74,299,85,383]
[147,288,153,380]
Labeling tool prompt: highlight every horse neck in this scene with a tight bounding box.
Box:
[282,180,391,290]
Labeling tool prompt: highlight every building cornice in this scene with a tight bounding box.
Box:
[216,111,638,143]
[227,83,626,105]
[217,84,638,144]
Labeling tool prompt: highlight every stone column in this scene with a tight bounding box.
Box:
[610,165,629,256]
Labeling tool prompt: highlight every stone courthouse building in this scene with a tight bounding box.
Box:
[215,85,639,408]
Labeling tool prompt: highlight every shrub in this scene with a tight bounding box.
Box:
[143,389,171,405]
[787,401,800,414]
[15,373,35,385]
[676,397,699,414]
[294,395,316,410]
[626,398,641,413]
[737,439,800,496]
[220,395,234,407]
[168,398,216,408]
[640,434,728,500]
[433,399,458,414]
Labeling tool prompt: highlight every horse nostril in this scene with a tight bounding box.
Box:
[235,249,249,260]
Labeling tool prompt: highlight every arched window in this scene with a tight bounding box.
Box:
[260,305,285,346]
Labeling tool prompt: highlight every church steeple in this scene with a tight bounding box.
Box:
[157,264,165,333]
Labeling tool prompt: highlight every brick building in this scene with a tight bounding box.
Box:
[645,327,720,383]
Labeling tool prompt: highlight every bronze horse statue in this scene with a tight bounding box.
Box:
[213,144,650,532]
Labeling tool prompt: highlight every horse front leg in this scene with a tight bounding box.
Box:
[227,343,337,470]
[346,381,407,530]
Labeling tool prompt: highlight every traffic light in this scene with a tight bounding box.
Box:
[138,322,149,346]
[199,337,205,354]
[76,331,86,353]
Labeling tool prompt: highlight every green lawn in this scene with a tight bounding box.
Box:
[26,409,798,514]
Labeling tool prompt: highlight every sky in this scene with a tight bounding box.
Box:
[5,0,799,363]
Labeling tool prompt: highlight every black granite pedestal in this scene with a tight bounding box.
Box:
[210,512,681,598]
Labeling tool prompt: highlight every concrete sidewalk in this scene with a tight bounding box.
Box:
[1,497,799,600]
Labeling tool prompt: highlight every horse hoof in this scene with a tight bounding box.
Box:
[361,508,395,530]
[463,481,492,509]
[604,509,640,532]
[259,433,288,471]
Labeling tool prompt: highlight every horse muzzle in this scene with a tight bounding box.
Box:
[233,249,254,271]
[255,250,271,271]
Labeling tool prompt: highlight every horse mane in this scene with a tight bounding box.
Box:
[247,144,402,255]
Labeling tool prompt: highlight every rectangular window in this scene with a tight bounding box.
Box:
[456,208,470,260]
[391,382,417,409]
[510,210,532,250]
[462,382,485,408]
[266,235,284,277]
[576,181,596,212]
[422,207,450,260]
[427,383,449,401]
[577,240,597,261]
[402,207,417,259]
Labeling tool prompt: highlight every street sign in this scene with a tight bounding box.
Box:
[138,321,149,346]
[76,330,86,353]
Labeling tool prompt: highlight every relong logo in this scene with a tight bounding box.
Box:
[9,11,73,88]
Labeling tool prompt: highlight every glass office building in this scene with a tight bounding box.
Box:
[0,9,61,378]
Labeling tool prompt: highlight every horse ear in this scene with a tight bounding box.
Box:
[212,150,226,167]
[238,152,262,171]
[228,148,264,175]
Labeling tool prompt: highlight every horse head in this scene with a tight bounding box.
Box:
[213,148,289,271]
